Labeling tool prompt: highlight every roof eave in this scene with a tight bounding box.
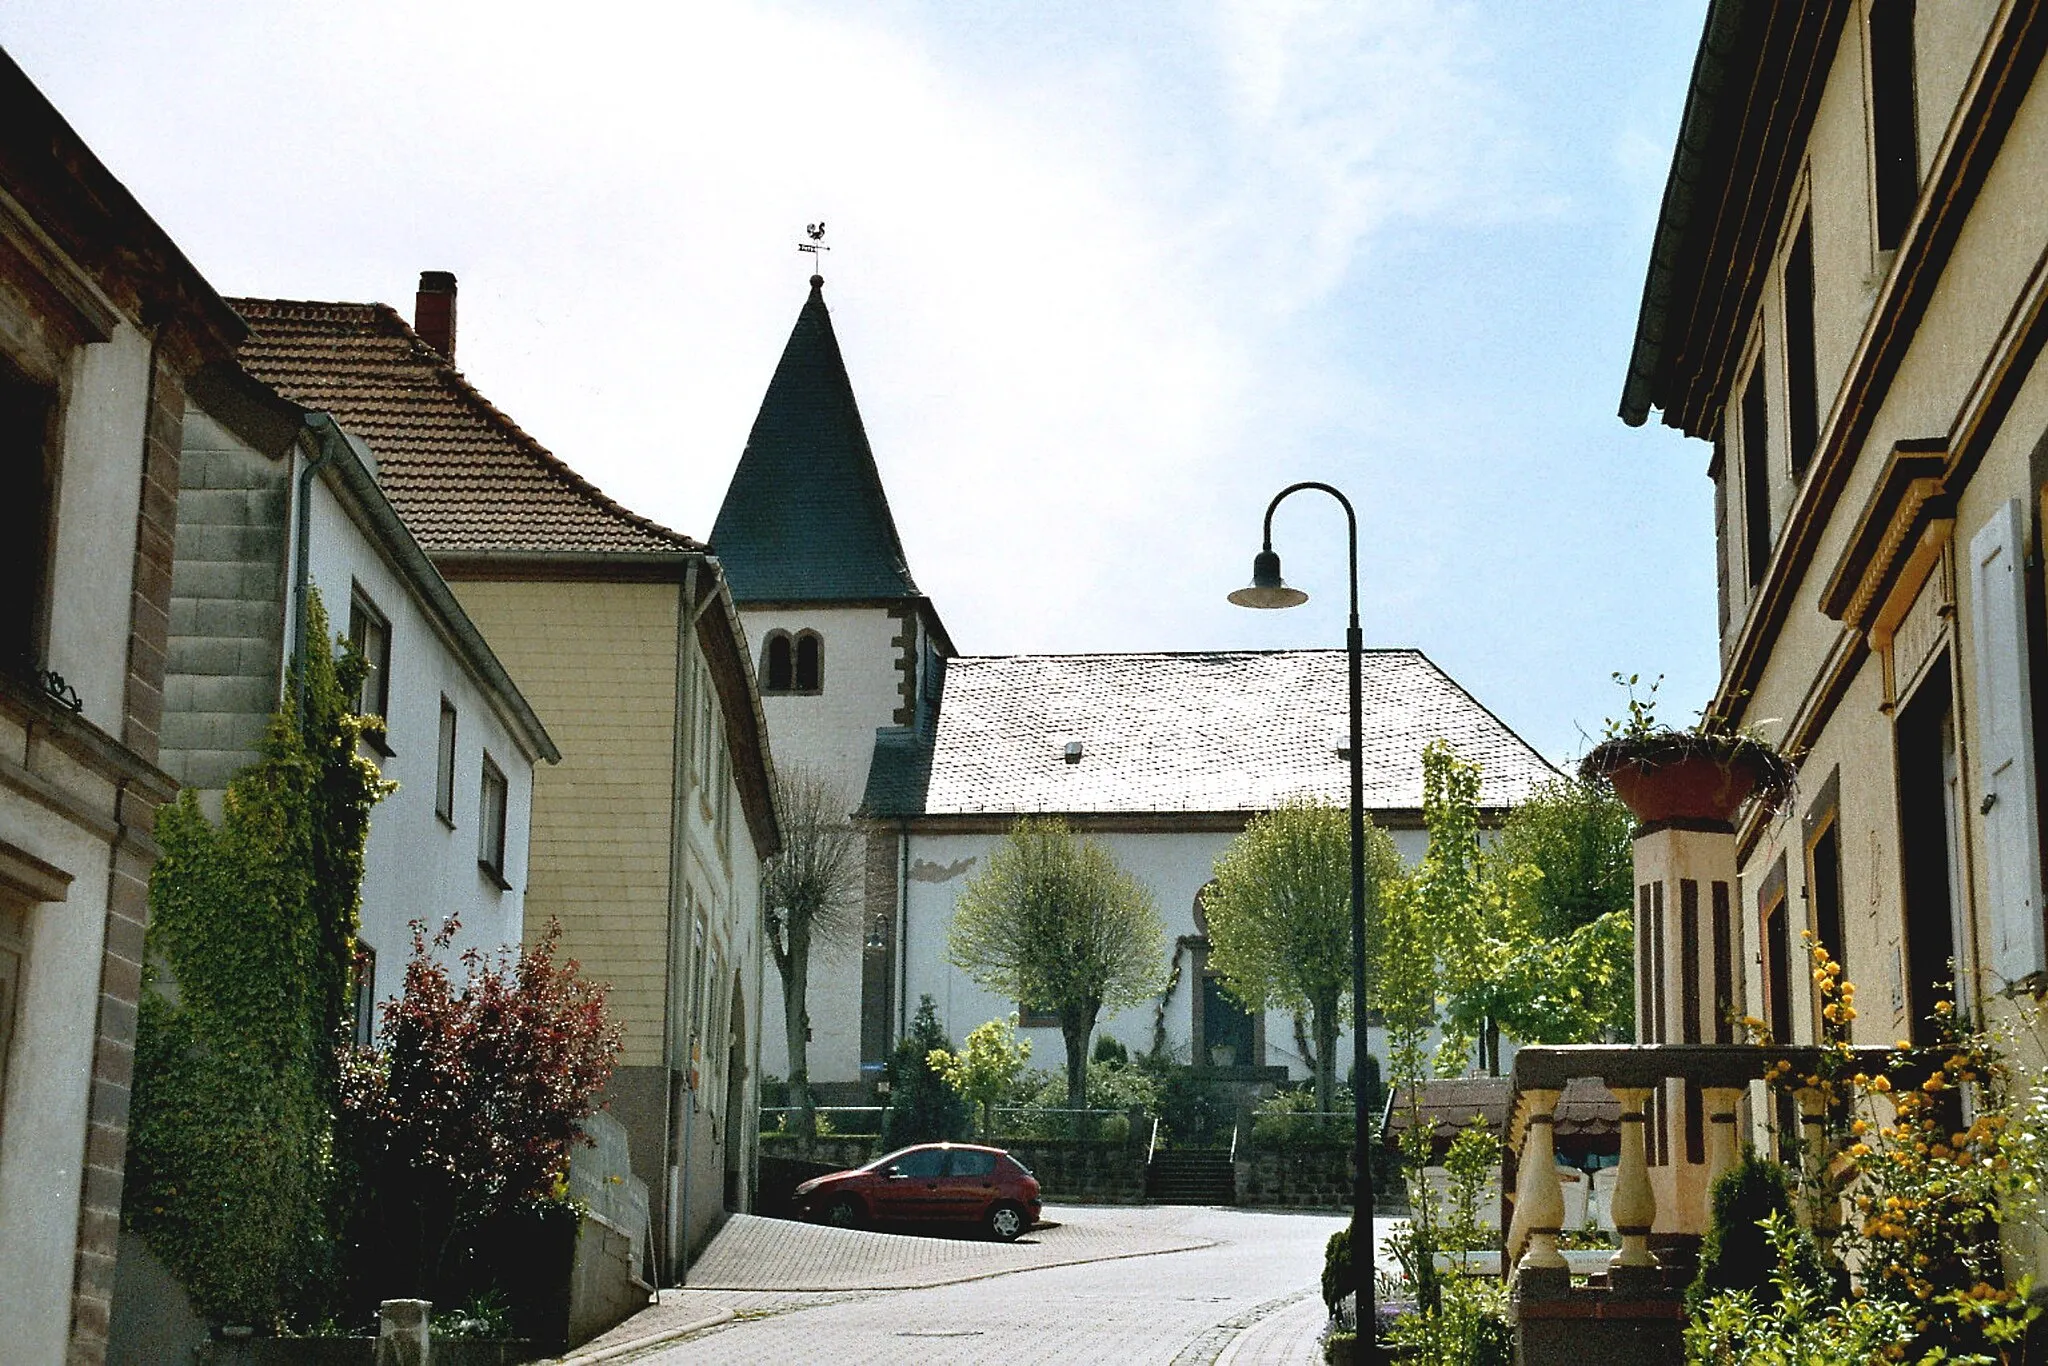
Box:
[1620,0,1756,428]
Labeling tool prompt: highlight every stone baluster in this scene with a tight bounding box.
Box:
[1608,1085,1657,1270]
[1796,1086,1839,1236]
[1701,1086,1744,1208]
[1510,1088,1567,1277]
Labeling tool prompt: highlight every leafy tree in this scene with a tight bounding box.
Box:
[930,1015,1032,1138]
[882,997,973,1147]
[1203,796,1402,1114]
[336,916,622,1300]
[1488,776,1633,940]
[948,818,1167,1111]
[762,763,864,1144]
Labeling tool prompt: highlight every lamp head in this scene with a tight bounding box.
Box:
[1228,548,1309,609]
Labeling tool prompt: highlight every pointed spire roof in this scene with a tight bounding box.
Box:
[711,276,920,603]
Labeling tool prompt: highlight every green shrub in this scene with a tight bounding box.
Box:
[1001,1060,1159,1139]
[1688,1149,1825,1315]
[1092,1034,1129,1067]
[882,997,973,1148]
[1155,1069,1230,1146]
[1322,1225,1351,1318]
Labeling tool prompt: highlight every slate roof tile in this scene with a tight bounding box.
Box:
[710,278,919,602]
[867,649,1556,818]
[229,297,698,558]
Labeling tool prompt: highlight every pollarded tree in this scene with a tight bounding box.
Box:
[1203,796,1404,1116]
[948,819,1166,1112]
[762,763,865,1144]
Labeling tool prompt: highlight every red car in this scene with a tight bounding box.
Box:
[794,1142,1042,1241]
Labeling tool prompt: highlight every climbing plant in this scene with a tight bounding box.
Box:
[125,591,391,1324]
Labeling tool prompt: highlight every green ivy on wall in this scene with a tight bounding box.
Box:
[125,590,392,1325]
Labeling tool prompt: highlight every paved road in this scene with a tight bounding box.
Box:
[568,1205,1399,1365]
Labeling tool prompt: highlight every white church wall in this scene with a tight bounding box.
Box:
[740,605,905,802]
[898,824,1431,1085]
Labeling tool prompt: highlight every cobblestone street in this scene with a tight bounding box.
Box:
[562,1205,1388,1365]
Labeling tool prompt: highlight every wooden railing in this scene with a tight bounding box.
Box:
[1500,1043,1898,1280]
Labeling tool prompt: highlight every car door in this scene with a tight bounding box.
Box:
[874,1146,947,1222]
[938,1148,1000,1223]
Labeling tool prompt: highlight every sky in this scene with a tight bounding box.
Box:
[2,0,1715,766]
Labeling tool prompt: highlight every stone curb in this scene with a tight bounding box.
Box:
[549,1308,736,1364]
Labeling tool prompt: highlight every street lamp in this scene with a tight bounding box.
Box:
[1229,481,1375,1356]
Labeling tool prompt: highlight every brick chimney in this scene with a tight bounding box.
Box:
[414,271,457,360]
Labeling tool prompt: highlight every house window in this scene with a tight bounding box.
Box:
[762,633,793,692]
[0,895,27,1112]
[1740,365,1772,589]
[1805,770,1847,997]
[794,631,823,691]
[478,754,508,887]
[1897,655,1962,1040]
[1870,0,1919,250]
[1711,439,1733,637]
[760,630,823,694]
[0,363,56,674]
[348,588,392,722]
[435,698,458,825]
[1783,213,1819,475]
[1018,1000,1060,1029]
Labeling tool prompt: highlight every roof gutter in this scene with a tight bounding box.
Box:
[1619,0,1754,427]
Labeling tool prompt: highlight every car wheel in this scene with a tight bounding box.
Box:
[824,1196,863,1229]
[985,1201,1027,1242]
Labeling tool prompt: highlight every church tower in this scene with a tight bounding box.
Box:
[711,274,951,1094]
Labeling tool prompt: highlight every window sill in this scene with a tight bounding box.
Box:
[760,688,824,698]
[477,861,511,892]
[436,810,457,831]
[360,731,396,759]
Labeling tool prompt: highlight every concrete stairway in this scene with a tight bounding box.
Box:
[1146,1149,1236,1205]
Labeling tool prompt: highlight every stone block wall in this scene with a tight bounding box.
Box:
[1236,1145,1355,1208]
[161,421,288,793]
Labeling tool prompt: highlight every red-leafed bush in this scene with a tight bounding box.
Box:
[337,915,622,1304]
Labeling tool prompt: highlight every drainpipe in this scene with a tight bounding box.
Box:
[897,826,910,1039]
[290,414,346,722]
[663,559,719,1283]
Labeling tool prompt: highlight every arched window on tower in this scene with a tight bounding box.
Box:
[794,630,824,692]
[762,632,794,693]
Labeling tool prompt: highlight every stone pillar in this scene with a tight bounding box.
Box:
[376,1299,431,1366]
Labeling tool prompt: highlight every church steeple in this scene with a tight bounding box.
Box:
[711,276,920,603]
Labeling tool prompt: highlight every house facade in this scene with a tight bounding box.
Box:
[0,50,244,1365]
[1594,0,2048,1272]
[161,370,558,1007]
[232,277,779,1279]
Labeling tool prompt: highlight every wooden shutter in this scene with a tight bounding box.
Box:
[1969,498,2045,984]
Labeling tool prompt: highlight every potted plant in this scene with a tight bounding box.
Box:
[1579,674,1795,826]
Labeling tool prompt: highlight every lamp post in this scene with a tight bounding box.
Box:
[1229,481,1375,1357]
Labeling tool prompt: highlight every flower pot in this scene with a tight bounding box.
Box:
[1582,736,1790,826]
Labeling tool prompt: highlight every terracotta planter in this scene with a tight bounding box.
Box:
[1582,737,1787,826]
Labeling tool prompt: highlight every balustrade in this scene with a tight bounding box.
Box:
[1500,1043,1895,1284]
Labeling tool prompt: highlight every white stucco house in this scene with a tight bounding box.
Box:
[159,367,559,1018]
[710,274,1557,1097]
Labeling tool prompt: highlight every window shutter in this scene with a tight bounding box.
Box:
[1969,498,2045,984]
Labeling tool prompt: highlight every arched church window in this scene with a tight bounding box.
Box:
[794,631,824,691]
[762,632,793,693]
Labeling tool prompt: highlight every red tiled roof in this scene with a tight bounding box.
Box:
[229,298,698,558]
